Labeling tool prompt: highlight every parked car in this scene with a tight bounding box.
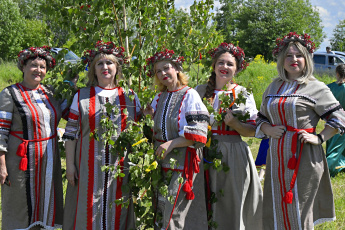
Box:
[333,51,345,58]
[51,48,81,64]
[313,51,345,75]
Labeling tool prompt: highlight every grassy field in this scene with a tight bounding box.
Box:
[0,59,344,229]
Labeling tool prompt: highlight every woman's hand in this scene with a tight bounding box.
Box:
[143,103,154,118]
[66,164,78,186]
[261,123,286,139]
[0,152,8,185]
[298,131,320,145]
[155,141,174,159]
[224,109,238,127]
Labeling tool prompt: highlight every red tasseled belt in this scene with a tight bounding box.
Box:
[282,125,315,204]
[10,131,57,171]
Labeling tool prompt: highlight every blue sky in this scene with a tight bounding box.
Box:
[175,0,345,52]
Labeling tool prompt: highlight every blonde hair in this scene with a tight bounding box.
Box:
[87,53,123,86]
[153,61,188,92]
[276,42,315,84]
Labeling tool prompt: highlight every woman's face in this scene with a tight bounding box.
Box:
[22,58,47,89]
[214,52,237,88]
[154,60,179,90]
[95,57,117,86]
[284,45,306,80]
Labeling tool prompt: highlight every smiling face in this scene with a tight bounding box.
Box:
[283,45,306,80]
[214,52,237,89]
[154,60,179,91]
[22,58,47,89]
[95,57,117,87]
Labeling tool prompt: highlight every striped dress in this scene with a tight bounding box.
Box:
[151,86,209,230]
[62,86,140,230]
[0,83,67,230]
[196,84,263,230]
[256,78,345,229]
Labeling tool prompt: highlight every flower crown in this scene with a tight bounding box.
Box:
[82,41,125,65]
[272,32,316,57]
[145,49,185,77]
[208,42,248,71]
[17,46,56,71]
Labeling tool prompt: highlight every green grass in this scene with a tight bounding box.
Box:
[0,61,22,89]
[0,60,343,229]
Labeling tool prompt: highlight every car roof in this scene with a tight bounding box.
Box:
[314,51,344,57]
[51,48,63,54]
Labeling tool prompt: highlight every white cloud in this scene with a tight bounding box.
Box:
[316,6,330,20]
[337,11,345,19]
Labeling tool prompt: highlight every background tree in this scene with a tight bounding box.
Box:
[330,19,345,51]
[0,0,24,60]
[42,0,223,92]
[215,0,325,60]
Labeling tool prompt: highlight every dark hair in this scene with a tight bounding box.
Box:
[22,56,47,78]
[336,64,345,84]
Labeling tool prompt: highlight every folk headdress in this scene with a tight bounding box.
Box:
[17,46,56,71]
[82,40,125,66]
[272,32,316,57]
[145,49,185,77]
[208,42,248,72]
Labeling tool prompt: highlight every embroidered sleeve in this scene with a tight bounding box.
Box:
[62,92,80,140]
[315,84,345,135]
[0,88,14,152]
[151,93,161,116]
[178,89,209,147]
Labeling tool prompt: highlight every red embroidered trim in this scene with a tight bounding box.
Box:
[184,133,207,144]
[117,87,127,131]
[277,95,290,229]
[68,112,79,120]
[167,85,187,92]
[115,157,125,230]
[153,92,162,118]
[17,83,42,221]
[86,87,96,230]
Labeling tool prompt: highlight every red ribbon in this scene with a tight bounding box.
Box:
[10,131,57,171]
[283,125,315,203]
[182,147,200,200]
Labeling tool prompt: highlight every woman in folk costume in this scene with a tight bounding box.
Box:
[256,32,345,229]
[195,43,263,230]
[0,47,68,229]
[143,49,209,230]
[62,41,139,230]
[326,64,345,176]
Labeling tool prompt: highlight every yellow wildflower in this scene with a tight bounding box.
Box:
[257,76,264,81]
[132,138,148,147]
[205,138,211,147]
[145,160,158,172]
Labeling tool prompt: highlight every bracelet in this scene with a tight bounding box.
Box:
[317,134,324,144]
[63,80,75,87]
